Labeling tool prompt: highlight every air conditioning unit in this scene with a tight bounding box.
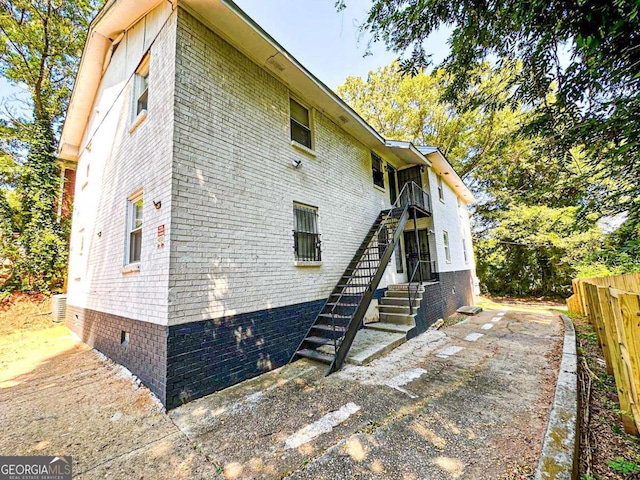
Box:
[51,294,67,323]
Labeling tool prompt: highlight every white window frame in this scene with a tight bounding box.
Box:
[437,175,445,203]
[443,230,451,263]
[130,54,150,132]
[124,189,143,267]
[462,236,468,264]
[289,97,315,155]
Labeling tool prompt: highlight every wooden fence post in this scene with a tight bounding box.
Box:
[585,283,613,375]
[608,288,640,435]
[619,292,640,433]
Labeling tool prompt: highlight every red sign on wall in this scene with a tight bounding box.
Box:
[157,225,165,248]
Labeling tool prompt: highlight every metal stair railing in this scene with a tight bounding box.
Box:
[326,183,415,373]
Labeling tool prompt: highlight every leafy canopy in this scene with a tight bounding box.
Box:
[337,0,640,219]
[0,0,98,293]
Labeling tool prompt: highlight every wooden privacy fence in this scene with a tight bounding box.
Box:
[567,273,640,435]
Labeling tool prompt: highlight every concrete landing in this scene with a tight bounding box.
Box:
[345,329,406,365]
[317,329,407,366]
[366,321,414,335]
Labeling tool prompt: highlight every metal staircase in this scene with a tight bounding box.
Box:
[292,184,416,374]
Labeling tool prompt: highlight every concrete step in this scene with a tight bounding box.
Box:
[379,297,421,307]
[378,304,412,314]
[379,312,416,325]
[385,290,423,299]
[457,305,483,315]
[387,283,425,292]
[366,321,415,335]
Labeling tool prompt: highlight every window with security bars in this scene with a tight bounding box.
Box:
[293,203,321,262]
[290,98,312,149]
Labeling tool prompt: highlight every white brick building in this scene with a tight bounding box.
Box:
[59,0,477,408]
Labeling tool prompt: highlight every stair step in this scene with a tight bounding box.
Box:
[366,322,414,334]
[387,283,426,292]
[319,313,351,320]
[337,283,369,289]
[380,297,420,307]
[379,312,416,324]
[378,304,412,314]
[312,324,347,333]
[385,290,423,298]
[304,336,336,346]
[327,302,359,307]
[296,349,334,364]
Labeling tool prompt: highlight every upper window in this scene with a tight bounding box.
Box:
[126,194,143,264]
[133,55,150,120]
[371,153,385,189]
[437,175,445,202]
[462,237,468,263]
[293,203,321,262]
[443,230,451,263]
[290,98,312,149]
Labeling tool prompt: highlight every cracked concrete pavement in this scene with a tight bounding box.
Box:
[170,306,563,479]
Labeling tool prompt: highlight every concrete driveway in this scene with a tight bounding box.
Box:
[170,307,563,479]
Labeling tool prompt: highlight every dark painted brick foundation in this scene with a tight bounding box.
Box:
[65,306,168,404]
[414,269,474,333]
[65,283,459,410]
[165,299,324,409]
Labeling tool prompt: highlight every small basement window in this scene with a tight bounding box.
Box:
[372,153,385,189]
[120,330,130,347]
[293,203,321,262]
[125,192,143,265]
[290,98,312,149]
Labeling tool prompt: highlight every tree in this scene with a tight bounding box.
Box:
[338,62,530,181]
[337,0,640,219]
[338,61,612,296]
[475,206,602,297]
[0,0,98,292]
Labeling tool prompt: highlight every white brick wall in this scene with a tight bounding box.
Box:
[66,6,177,326]
[67,5,476,329]
[427,168,475,273]
[167,9,404,326]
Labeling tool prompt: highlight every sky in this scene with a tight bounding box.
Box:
[233,0,452,89]
[0,0,453,105]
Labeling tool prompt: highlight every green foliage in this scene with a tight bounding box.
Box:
[338,62,527,180]
[607,457,640,476]
[0,0,98,293]
[475,206,602,296]
[338,0,640,220]
[337,61,625,297]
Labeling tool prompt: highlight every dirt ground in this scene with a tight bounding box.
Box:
[0,296,219,478]
[0,296,565,479]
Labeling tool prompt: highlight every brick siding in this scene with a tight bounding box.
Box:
[415,269,474,332]
[65,305,168,404]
